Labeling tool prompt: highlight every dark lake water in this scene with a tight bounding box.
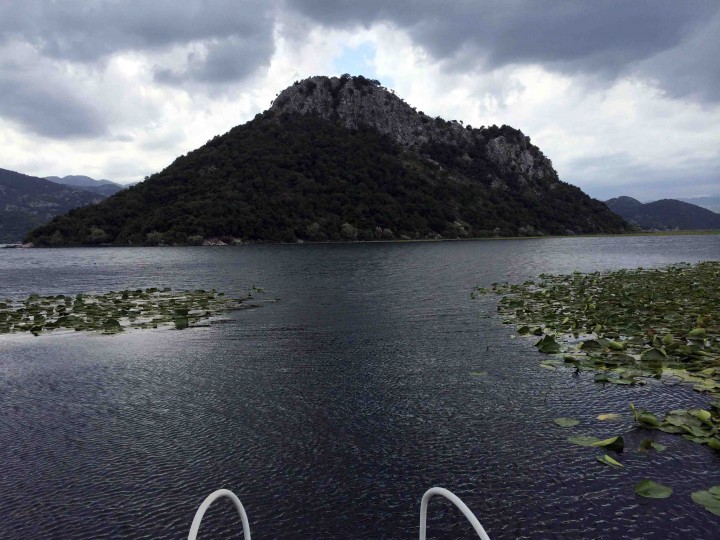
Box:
[1,235,719,539]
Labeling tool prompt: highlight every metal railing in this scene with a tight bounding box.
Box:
[188,486,490,539]
[187,489,252,540]
[419,487,491,540]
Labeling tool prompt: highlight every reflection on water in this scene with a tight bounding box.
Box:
[0,235,719,538]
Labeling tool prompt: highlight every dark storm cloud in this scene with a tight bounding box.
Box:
[0,0,276,138]
[0,50,105,137]
[0,0,274,64]
[286,0,720,101]
[153,34,274,85]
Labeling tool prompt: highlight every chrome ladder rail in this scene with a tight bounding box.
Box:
[187,489,251,540]
[188,486,490,539]
[419,486,490,540]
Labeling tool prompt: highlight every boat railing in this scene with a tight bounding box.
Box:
[188,486,490,539]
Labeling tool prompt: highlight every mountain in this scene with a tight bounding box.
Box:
[25,75,627,246]
[46,175,124,197]
[606,196,720,230]
[0,168,107,243]
[677,195,720,214]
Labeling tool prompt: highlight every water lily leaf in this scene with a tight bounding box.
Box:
[554,417,580,427]
[688,328,706,338]
[597,413,621,421]
[691,489,720,515]
[689,409,712,423]
[536,335,561,354]
[641,348,667,362]
[540,360,563,369]
[568,436,601,447]
[592,436,624,451]
[708,438,720,450]
[639,439,667,452]
[635,480,672,499]
[580,340,601,350]
[606,339,626,351]
[596,454,623,468]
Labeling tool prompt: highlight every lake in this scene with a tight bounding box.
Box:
[1,235,719,539]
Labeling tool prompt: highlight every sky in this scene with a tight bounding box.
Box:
[0,1,718,201]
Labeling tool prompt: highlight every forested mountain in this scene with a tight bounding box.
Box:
[25,75,627,246]
[0,168,106,243]
[46,175,124,197]
[606,196,720,230]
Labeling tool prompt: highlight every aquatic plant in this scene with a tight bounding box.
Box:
[477,261,720,505]
[0,287,263,336]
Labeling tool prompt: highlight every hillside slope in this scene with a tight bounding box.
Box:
[0,168,106,243]
[606,196,720,230]
[25,75,627,246]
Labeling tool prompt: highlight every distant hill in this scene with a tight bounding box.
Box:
[677,195,720,214]
[46,175,124,197]
[606,196,720,230]
[0,168,106,243]
[25,75,627,246]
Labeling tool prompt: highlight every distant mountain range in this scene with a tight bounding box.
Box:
[677,195,720,214]
[605,196,720,230]
[0,169,111,243]
[24,75,627,246]
[45,175,124,197]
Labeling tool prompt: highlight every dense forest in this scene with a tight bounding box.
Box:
[25,78,627,246]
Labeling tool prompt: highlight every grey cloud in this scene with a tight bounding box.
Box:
[0,52,106,138]
[565,153,720,200]
[0,0,276,91]
[0,1,274,62]
[154,34,274,85]
[0,1,278,138]
[287,0,720,101]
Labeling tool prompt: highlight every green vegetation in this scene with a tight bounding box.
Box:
[479,262,719,397]
[0,288,261,336]
[25,107,626,246]
[692,486,720,515]
[477,261,720,506]
[635,480,673,499]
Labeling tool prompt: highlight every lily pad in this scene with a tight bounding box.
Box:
[691,488,720,516]
[554,417,580,427]
[596,454,623,468]
[639,439,667,452]
[635,479,672,499]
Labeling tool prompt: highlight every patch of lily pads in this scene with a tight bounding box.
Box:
[476,261,720,451]
[0,287,265,336]
[477,261,720,511]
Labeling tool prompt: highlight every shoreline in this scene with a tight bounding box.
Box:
[11,229,720,248]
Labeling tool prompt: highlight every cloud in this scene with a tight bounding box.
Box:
[0,41,106,137]
[0,0,717,200]
[0,0,274,64]
[286,0,720,102]
[153,34,275,85]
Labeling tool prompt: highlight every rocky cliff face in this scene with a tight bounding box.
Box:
[272,75,472,147]
[271,75,558,191]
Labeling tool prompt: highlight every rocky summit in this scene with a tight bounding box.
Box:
[26,75,627,246]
